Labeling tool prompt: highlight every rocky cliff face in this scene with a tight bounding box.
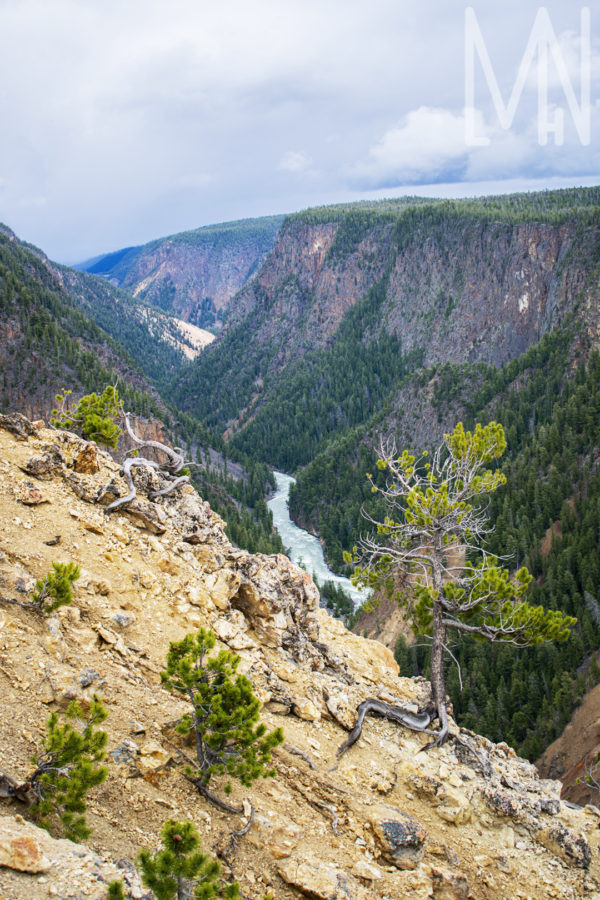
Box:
[178,199,600,438]
[232,214,598,372]
[80,217,285,331]
[0,413,599,900]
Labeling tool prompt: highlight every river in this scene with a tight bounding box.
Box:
[267,471,369,609]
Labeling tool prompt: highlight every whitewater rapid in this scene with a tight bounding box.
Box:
[267,471,369,610]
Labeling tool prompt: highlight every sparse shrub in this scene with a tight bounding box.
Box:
[30,561,80,613]
[51,384,123,448]
[137,819,240,899]
[161,628,283,809]
[28,696,108,841]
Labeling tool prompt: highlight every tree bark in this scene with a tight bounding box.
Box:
[430,537,449,745]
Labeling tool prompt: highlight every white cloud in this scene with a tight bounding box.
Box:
[278,151,312,173]
[348,107,478,186]
[0,0,596,261]
[176,173,213,189]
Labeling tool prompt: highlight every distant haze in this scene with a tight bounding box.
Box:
[0,0,598,262]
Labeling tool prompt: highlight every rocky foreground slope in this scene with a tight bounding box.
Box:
[0,415,599,899]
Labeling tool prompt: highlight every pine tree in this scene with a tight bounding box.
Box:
[51,384,123,448]
[161,629,283,811]
[27,696,108,840]
[30,561,80,613]
[347,422,577,745]
[137,819,240,900]
[106,882,126,900]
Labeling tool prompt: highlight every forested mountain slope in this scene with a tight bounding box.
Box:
[77,215,285,331]
[0,225,168,420]
[0,224,283,559]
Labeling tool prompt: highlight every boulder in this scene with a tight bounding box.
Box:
[73,442,100,474]
[536,823,591,869]
[0,819,51,872]
[367,804,428,869]
[430,866,470,899]
[278,853,375,899]
[245,810,303,859]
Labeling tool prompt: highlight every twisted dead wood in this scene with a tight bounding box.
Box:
[336,698,493,776]
[124,413,185,474]
[336,699,434,758]
[103,416,190,514]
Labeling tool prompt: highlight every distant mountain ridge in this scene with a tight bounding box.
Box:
[76,214,285,331]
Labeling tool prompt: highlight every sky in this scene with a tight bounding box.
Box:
[0,0,599,263]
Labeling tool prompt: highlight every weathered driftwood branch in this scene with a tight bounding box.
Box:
[148,475,190,499]
[336,699,434,758]
[103,415,190,515]
[104,458,160,513]
[124,414,185,474]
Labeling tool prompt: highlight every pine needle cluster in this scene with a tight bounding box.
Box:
[51,385,123,448]
[30,561,80,613]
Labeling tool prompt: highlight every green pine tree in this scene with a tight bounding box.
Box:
[347,422,577,745]
[51,384,123,448]
[137,819,240,900]
[161,628,283,810]
[28,696,108,841]
[106,882,126,900]
[30,561,80,613]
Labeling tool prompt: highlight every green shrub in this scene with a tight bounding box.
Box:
[138,819,239,899]
[161,628,283,805]
[29,696,108,841]
[30,561,80,613]
[51,384,122,448]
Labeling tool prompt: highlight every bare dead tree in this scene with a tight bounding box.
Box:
[104,414,191,514]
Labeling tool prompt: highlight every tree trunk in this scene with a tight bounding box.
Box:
[430,538,449,745]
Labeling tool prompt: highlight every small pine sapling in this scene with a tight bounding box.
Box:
[137,819,240,900]
[28,696,108,840]
[51,385,123,448]
[0,561,80,614]
[161,628,283,812]
[106,882,126,899]
[30,561,81,613]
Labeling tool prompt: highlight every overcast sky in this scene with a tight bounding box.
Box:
[0,0,599,262]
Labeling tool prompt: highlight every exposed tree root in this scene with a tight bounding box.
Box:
[336,699,434,758]
[148,475,190,499]
[104,458,160,514]
[123,414,185,474]
[337,697,494,779]
[282,743,315,769]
